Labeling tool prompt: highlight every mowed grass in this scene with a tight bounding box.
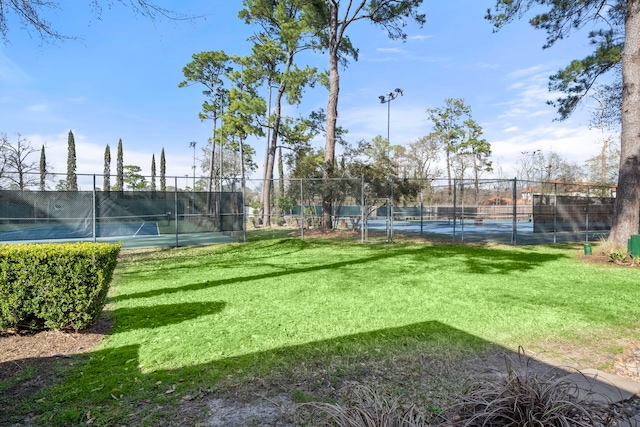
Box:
[5,236,640,425]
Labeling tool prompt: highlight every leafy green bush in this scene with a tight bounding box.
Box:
[0,242,121,331]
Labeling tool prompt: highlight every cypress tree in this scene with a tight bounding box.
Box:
[104,144,111,193]
[116,139,124,192]
[39,145,46,191]
[66,130,77,191]
[160,148,166,193]
[151,154,157,193]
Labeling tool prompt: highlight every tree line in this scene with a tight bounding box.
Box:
[0,131,168,192]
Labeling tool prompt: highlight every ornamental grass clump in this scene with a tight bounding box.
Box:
[445,349,622,427]
[303,383,430,427]
[303,348,628,427]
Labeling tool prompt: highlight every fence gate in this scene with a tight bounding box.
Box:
[364,198,392,243]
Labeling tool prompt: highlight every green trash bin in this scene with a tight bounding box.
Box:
[583,243,592,255]
[629,235,640,257]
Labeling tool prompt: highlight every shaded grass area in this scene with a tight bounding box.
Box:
[3,237,640,425]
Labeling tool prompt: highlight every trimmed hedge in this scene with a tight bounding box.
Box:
[0,242,121,331]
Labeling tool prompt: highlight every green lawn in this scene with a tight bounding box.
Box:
[3,236,640,426]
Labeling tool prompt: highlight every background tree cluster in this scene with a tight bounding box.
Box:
[0,131,169,192]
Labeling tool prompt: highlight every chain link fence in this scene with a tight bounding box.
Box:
[246,177,616,245]
[0,172,618,248]
[0,172,245,248]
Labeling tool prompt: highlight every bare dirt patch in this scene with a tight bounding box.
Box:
[0,314,112,405]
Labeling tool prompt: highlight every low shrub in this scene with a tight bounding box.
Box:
[0,242,121,331]
[608,250,629,264]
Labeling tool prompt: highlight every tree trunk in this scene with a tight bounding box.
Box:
[262,69,289,228]
[610,0,640,244]
[322,4,340,230]
[260,82,273,227]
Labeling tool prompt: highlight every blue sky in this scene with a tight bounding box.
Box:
[0,1,608,188]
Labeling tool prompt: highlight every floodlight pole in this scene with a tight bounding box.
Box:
[379,88,403,243]
[378,88,403,165]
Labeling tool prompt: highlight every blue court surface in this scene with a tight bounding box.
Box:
[0,221,160,242]
[365,219,607,244]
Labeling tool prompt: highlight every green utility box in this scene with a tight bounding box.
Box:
[628,235,640,257]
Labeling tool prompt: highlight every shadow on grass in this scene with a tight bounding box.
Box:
[116,238,313,278]
[106,301,226,333]
[2,319,578,426]
[110,242,569,303]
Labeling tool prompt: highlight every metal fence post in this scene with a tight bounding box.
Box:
[420,188,424,236]
[452,178,457,243]
[553,182,558,244]
[92,175,97,243]
[175,177,179,248]
[300,178,304,240]
[389,177,394,243]
[511,177,517,245]
[361,174,365,244]
[460,180,465,242]
[585,185,590,242]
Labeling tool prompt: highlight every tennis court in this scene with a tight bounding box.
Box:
[0,187,245,249]
[0,221,239,249]
[365,218,608,245]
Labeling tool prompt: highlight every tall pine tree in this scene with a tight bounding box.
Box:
[66,130,78,191]
[160,148,166,193]
[104,144,111,193]
[116,139,124,192]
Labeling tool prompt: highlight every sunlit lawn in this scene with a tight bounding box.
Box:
[5,236,640,426]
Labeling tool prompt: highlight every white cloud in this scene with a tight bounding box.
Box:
[508,65,545,79]
[530,110,551,117]
[490,124,603,176]
[376,47,405,54]
[409,34,433,41]
[26,104,48,113]
[503,126,519,133]
[499,107,529,119]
